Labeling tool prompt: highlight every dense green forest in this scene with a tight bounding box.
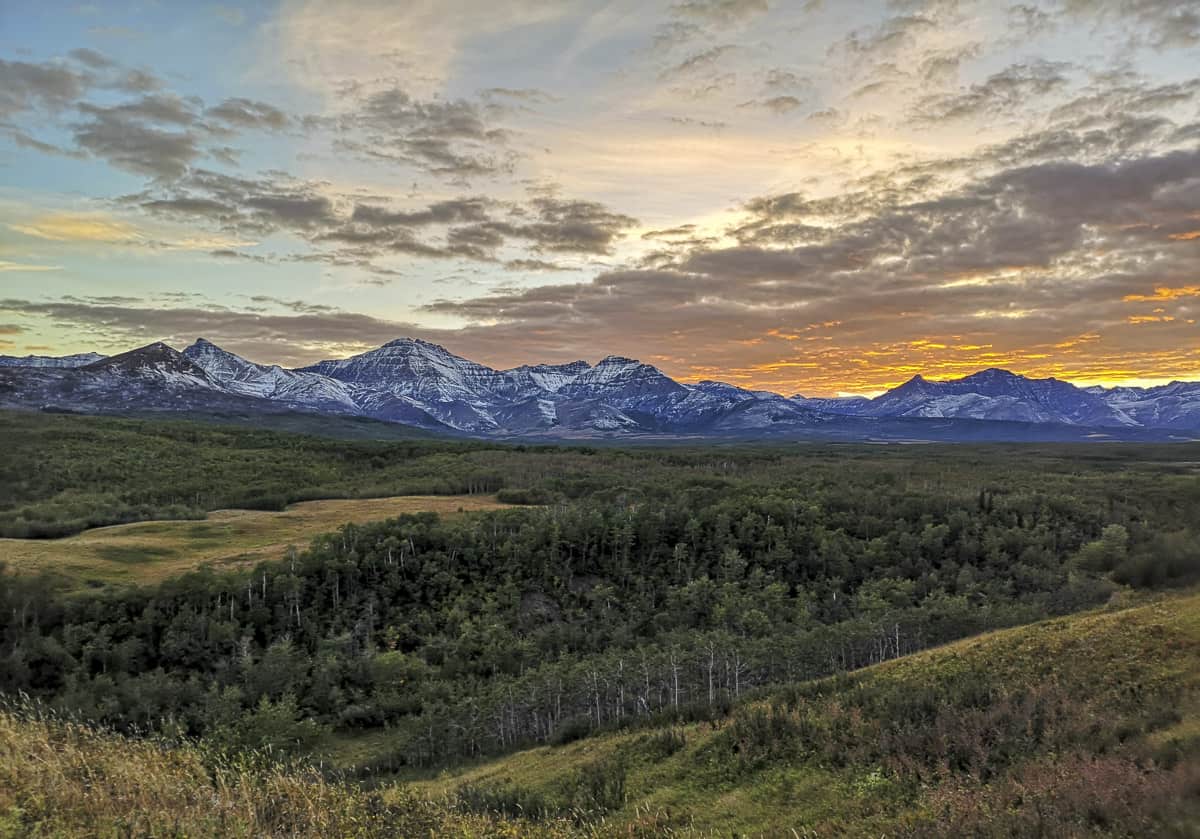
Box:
[7,592,1199,836]
[2,411,1198,775]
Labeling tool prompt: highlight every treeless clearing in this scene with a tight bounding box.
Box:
[0,495,510,586]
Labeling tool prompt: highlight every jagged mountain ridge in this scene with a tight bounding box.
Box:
[0,351,105,368]
[0,340,1197,437]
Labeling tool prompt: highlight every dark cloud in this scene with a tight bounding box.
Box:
[247,295,338,314]
[133,163,637,266]
[111,68,164,93]
[206,97,290,131]
[660,45,739,81]
[667,115,728,129]
[762,68,811,91]
[910,60,1072,125]
[67,48,114,69]
[642,224,699,241]
[0,53,284,179]
[396,142,1200,389]
[137,169,338,233]
[479,87,556,105]
[504,258,577,272]
[1007,3,1055,37]
[0,126,84,158]
[834,15,936,60]
[0,58,91,116]
[806,107,841,123]
[351,197,492,227]
[1064,0,1200,48]
[917,43,981,83]
[330,84,514,179]
[0,298,424,366]
[85,93,200,126]
[210,249,268,262]
[507,197,639,255]
[73,104,202,177]
[738,95,803,113]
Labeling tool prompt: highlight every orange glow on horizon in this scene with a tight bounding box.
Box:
[1123,286,1200,302]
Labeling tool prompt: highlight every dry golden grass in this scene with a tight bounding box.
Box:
[0,706,593,838]
[0,495,510,585]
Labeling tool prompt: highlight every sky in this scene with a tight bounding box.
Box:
[0,0,1198,396]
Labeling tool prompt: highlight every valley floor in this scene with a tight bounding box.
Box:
[0,494,510,586]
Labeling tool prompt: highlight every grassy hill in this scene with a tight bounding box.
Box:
[400,589,1200,837]
[3,590,1196,837]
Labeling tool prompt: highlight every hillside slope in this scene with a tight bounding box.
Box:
[404,590,1200,837]
[2,591,1197,837]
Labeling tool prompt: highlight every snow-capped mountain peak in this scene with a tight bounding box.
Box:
[184,338,357,409]
[1,337,1196,437]
[84,342,215,389]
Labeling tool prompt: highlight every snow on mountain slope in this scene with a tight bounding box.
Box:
[863,369,1137,427]
[0,352,107,368]
[83,343,216,390]
[183,339,357,410]
[1094,381,1200,430]
[791,394,872,414]
[298,338,518,431]
[502,361,591,396]
[301,338,509,397]
[558,356,688,413]
[1,337,1196,436]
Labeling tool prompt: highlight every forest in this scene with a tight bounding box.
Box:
[2,410,1198,776]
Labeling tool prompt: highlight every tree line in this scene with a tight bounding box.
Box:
[3,431,1197,767]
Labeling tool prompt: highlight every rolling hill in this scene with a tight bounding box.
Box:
[2,590,1196,837]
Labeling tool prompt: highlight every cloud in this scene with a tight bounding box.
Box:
[738,95,803,113]
[66,48,115,69]
[1064,0,1200,48]
[267,0,573,103]
[0,297,425,366]
[833,14,937,61]
[917,43,981,83]
[0,261,62,272]
[9,210,253,251]
[401,144,1200,389]
[11,213,143,243]
[72,104,202,177]
[670,0,769,26]
[660,45,739,81]
[205,97,290,131]
[331,84,515,178]
[0,57,91,116]
[910,60,1072,124]
[350,197,492,227]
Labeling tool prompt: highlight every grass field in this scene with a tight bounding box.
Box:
[399,589,1200,836]
[0,494,510,586]
[1,590,1196,836]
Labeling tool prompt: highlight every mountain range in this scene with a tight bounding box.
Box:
[0,338,1196,441]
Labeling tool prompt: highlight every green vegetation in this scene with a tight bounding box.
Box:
[0,702,585,838]
[3,592,1197,837]
[407,591,1200,836]
[2,494,509,586]
[0,411,509,538]
[1,410,1199,835]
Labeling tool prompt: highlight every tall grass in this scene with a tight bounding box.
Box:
[0,699,578,838]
